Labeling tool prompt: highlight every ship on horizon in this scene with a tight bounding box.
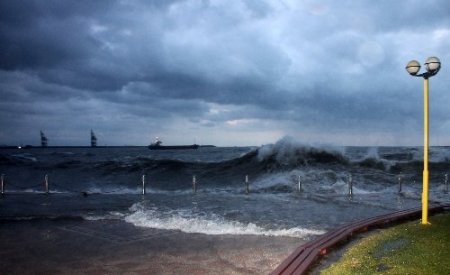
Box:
[40,131,48,147]
[90,130,97,147]
[148,138,199,150]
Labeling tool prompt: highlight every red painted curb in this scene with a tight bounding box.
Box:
[271,203,449,275]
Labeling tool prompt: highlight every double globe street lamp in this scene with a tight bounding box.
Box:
[405,56,441,225]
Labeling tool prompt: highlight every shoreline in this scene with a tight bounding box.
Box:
[0,218,304,274]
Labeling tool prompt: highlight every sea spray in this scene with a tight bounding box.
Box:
[257,136,349,167]
[356,147,392,170]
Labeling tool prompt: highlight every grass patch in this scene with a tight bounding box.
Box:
[321,213,450,275]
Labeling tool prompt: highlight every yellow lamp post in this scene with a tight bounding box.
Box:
[405,57,441,225]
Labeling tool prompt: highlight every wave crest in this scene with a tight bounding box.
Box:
[257,136,349,169]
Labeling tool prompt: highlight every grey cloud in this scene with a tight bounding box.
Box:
[0,0,449,146]
[0,1,113,69]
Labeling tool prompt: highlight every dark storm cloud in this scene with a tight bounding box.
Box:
[0,0,449,146]
[0,0,176,90]
[1,0,290,92]
[0,1,109,68]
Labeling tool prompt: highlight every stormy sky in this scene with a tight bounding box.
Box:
[1,0,449,146]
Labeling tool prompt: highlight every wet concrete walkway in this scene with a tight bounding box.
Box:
[0,219,303,274]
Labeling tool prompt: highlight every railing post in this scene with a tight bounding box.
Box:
[445,173,448,193]
[398,174,403,193]
[298,175,302,193]
[44,174,49,194]
[348,174,353,196]
[142,174,146,195]
[192,175,197,193]
[245,175,249,194]
[1,174,4,195]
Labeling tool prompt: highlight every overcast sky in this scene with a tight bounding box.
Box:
[1,0,449,147]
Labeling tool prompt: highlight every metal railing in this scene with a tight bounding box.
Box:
[0,172,449,196]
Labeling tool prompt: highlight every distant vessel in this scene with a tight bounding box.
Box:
[91,130,97,147]
[148,138,199,150]
[40,131,48,147]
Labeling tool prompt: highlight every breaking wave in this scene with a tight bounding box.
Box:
[257,136,349,168]
[125,203,325,238]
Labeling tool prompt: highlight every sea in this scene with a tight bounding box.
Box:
[1,137,449,240]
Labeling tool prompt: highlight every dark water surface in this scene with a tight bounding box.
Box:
[1,138,449,239]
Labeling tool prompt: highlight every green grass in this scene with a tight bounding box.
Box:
[321,213,450,275]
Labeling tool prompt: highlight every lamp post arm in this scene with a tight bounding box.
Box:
[410,72,432,79]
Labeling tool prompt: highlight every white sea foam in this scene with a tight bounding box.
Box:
[83,211,127,221]
[86,186,140,194]
[351,186,376,195]
[11,153,37,162]
[325,179,348,194]
[429,147,450,162]
[251,172,293,190]
[410,147,450,163]
[357,147,397,170]
[399,188,421,199]
[364,147,380,160]
[249,169,377,195]
[435,184,450,192]
[4,189,42,194]
[322,179,377,195]
[125,203,325,238]
[4,189,66,194]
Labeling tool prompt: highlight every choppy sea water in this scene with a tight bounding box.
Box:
[1,137,449,240]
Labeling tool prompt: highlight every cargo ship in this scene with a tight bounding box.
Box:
[148,138,199,150]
